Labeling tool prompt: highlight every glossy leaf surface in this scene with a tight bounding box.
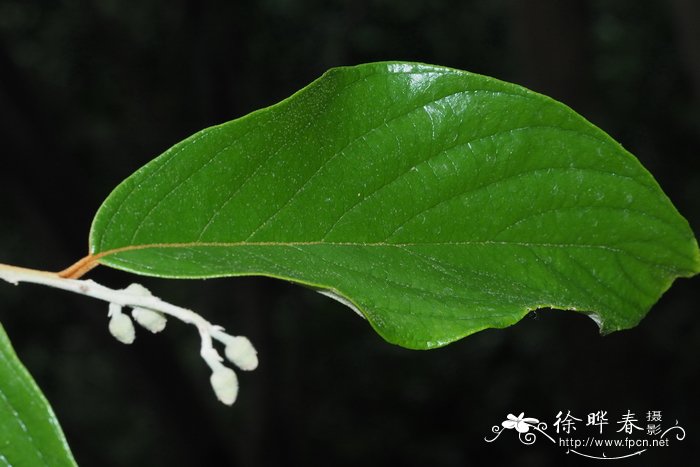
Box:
[0,323,77,466]
[89,62,700,349]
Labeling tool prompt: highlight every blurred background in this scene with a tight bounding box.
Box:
[0,0,698,465]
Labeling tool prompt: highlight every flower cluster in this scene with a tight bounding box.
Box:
[106,283,258,405]
[1,264,259,406]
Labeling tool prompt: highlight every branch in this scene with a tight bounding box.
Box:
[0,262,257,405]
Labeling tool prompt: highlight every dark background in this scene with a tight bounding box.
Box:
[0,0,698,466]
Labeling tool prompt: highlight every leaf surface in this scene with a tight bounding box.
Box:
[0,322,77,466]
[89,62,700,349]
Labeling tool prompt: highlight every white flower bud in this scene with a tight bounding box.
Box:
[132,307,167,333]
[210,367,238,405]
[224,336,258,371]
[123,283,152,296]
[108,307,135,345]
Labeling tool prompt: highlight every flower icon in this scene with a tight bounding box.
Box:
[502,413,539,433]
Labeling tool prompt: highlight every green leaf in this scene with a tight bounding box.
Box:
[88,62,700,349]
[0,322,77,466]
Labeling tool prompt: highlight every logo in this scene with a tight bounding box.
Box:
[484,410,686,460]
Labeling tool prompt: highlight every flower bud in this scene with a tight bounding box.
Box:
[224,336,258,371]
[108,308,136,345]
[210,367,238,405]
[123,283,152,296]
[132,307,167,333]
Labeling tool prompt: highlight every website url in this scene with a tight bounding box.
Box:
[558,437,670,449]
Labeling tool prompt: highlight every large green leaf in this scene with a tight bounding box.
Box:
[0,322,77,466]
[89,62,700,349]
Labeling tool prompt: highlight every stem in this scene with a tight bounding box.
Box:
[1,263,208,329]
[0,262,60,279]
[57,254,100,279]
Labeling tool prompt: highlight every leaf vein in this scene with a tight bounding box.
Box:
[244,89,542,241]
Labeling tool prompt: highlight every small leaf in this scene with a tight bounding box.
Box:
[89,62,700,349]
[0,322,77,466]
